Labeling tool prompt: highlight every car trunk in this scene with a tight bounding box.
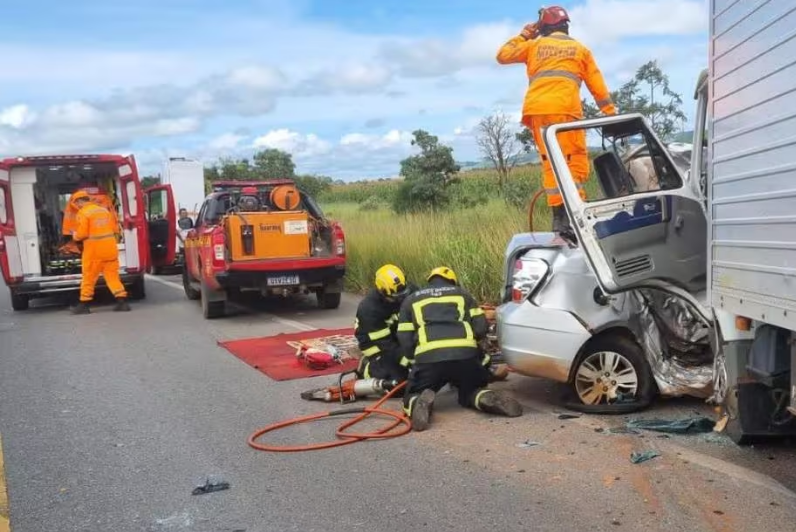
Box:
[8,161,128,278]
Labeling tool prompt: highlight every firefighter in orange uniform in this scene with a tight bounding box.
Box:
[61,187,118,254]
[496,5,616,238]
[69,191,131,314]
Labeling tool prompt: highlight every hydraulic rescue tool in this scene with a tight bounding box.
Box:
[300,370,399,403]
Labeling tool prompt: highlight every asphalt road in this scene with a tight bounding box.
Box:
[1,275,796,532]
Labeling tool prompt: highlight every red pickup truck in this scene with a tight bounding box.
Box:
[182,180,346,319]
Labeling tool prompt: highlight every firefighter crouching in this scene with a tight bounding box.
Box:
[69,191,131,314]
[354,264,417,386]
[397,267,522,431]
[496,5,616,239]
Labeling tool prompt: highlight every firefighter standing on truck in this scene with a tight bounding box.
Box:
[69,191,131,314]
[496,5,616,239]
[354,264,417,385]
[396,267,522,431]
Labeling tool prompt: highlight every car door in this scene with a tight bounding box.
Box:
[543,113,708,314]
[0,162,24,283]
[118,155,146,273]
[144,184,177,269]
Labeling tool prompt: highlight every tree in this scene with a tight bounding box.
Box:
[293,174,333,198]
[253,148,296,179]
[475,111,524,191]
[140,175,161,189]
[582,60,687,140]
[392,130,460,214]
[515,127,537,155]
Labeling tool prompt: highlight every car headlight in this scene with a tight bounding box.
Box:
[511,257,549,303]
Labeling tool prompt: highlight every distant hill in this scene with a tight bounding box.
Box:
[457,152,540,170]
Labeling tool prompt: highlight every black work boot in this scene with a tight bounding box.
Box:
[551,205,578,244]
[477,390,523,418]
[113,298,131,312]
[410,389,436,432]
[70,302,91,315]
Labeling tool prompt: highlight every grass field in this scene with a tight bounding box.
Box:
[319,165,543,303]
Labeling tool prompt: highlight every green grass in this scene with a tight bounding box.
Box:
[320,163,601,304]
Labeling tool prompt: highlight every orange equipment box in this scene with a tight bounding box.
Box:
[225,211,311,261]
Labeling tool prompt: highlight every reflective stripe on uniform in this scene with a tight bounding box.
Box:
[397,322,415,332]
[87,233,116,241]
[403,395,418,416]
[481,353,492,367]
[470,307,485,317]
[399,356,413,367]
[544,183,585,196]
[362,345,381,357]
[473,390,492,411]
[528,69,582,87]
[368,327,392,341]
[411,295,475,356]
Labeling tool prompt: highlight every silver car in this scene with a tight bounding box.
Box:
[496,84,715,412]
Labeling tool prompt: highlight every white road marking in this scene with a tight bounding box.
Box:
[145,274,317,332]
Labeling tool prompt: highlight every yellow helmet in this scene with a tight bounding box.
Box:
[427,266,457,285]
[375,264,408,298]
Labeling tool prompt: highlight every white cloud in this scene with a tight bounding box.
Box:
[252,129,331,157]
[208,132,246,151]
[0,105,35,129]
[340,129,413,150]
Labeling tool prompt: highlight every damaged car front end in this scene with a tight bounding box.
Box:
[496,112,714,413]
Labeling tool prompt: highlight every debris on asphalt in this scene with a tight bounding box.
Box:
[554,411,582,420]
[630,450,660,464]
[192,476,231,495]
[516,440,542,449]
[595,427,642,435]
[713,415,729,433]
[625,416,716,434]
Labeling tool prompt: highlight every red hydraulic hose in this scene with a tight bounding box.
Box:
[247,381,411,452]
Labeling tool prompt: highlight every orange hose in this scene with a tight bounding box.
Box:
[528,189,545,233]
[247,381,411,452]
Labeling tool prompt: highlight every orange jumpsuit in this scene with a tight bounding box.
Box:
[62,190,118,236]
[73,203,127,302]
[497,32,616,207]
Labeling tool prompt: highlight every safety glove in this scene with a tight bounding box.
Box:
[520,22,540,40]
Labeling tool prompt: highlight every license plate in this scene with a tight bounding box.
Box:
[267,275,300,286]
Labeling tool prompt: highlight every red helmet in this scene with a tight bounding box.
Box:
[538,5,570,27]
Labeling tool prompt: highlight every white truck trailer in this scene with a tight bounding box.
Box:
[162,157,205,220]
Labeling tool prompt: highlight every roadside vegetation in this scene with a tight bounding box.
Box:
[191,60,689,303]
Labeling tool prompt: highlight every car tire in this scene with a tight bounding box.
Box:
[10,292,29,311]
[565,334,657,414]
[182,266,200,301]
[201,282,226,319]
[316,289,341,310]
[127,276,146,301]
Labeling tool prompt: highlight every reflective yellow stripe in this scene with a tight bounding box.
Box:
[415,338,478,355]
[399,356,413,367]
[362,345,381,357]
[482,353,492,366]
[397,322,415,332]
[88,233,116,241]
[387,313,399,325]
[368,327,391,341]
[411,295,474,356]
[470,307,485,317]
[404,396,418,416]
[528,69,581,87]
[474,390,492,411]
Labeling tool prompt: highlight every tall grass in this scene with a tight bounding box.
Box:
[321,163,601,303]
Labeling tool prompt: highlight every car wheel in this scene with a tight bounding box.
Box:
[10,292,29,311]
[127,276,146,301]
[316,289,341,309]
[200,282,226,319]
[567,335,656,413]
[182,266,200,301]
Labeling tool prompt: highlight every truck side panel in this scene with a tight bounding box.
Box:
[708,0,796,332]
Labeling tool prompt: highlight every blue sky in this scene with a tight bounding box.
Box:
[0,0,708,179]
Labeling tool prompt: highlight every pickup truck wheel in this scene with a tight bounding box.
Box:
[201,282,226,319]
[564,335,656,414]
[127,277,146,301]
[10,292,29,311]
[182,266,200,301]
[316,289,341,310]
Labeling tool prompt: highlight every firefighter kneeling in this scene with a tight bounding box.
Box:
[397,267,522,431]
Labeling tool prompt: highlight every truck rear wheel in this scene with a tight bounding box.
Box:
[200,282,226,319]
[10,292,29,311]
[316,289,341,310]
